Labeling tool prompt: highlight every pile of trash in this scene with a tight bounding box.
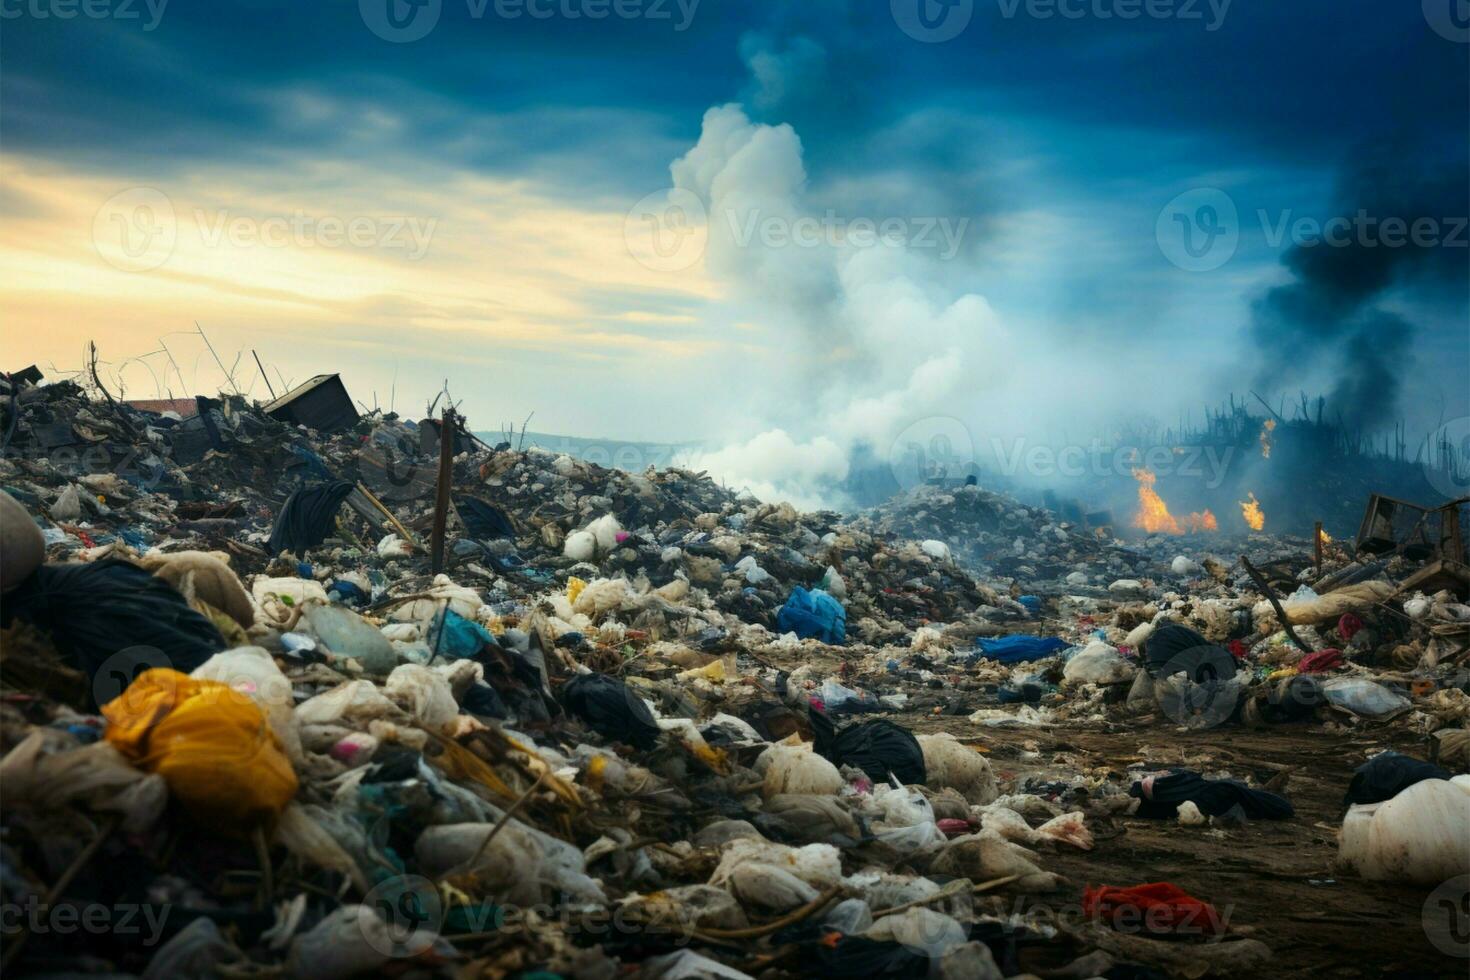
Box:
[1,369,1467,977]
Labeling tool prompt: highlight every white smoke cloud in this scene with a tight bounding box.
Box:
[668,104,1002,507]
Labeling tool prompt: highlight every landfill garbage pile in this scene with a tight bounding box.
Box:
[1,372,1468,978]
[844,483,1168,588]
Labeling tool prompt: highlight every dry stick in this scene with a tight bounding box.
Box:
[355,482,420,548]
[1240,555,1313,651]
[860,875,1021,922]
[195,321,241,395]
[252,825,274,911]
[0,816,120,972]
[444,772,546,881]
[86,341,139,438]
[690,884,844,941]
[363,591,435,614]
[253,349,278,399]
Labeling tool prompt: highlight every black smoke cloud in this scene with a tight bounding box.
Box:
[1249,138,1469,428]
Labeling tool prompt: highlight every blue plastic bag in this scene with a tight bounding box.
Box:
[429,609,497,660]
[971,634,1068,664]
[776,587,846,644]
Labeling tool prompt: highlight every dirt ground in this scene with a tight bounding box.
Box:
[908,713,1466,979]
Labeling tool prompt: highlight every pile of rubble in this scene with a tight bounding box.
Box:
[1,370,1467,978]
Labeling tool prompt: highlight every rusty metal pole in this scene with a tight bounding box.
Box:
[430,408,456,573]
[1314,521,1324,577]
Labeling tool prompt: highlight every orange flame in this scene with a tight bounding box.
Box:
[1240,492,1265,531]
[1186,509,1219,533]
[1318,526,1333,546]
[1131,468,1217,535]
[1259,419,1276,459]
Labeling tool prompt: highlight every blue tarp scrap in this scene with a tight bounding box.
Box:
[972,634,1068,664]
[776,587,846,644]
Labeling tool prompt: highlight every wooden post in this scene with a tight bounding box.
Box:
[430,409,456,574]
[1313,521,1324,577]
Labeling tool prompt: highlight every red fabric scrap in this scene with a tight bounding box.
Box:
[1227,639,1248,661]
[1338,613,1364,640]
[937,818,972,838]
[1298,648,1344,673]
[1083,882,1225,936]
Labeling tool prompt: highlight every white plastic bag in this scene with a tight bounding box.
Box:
[1338,775,1470,884]
[1322,677,1411,718]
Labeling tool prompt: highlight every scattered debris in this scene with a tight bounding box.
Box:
[1,370,1467,976]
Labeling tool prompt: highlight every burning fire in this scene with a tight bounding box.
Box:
[1240,492,1265,531]
[1318,526,1333,546]
[1131,468,1218,535]
[1259,418,1276,458]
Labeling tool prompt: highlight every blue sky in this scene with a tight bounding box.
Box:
[2,0,1465,485]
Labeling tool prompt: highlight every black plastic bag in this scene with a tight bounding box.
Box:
[459,681,509,720]
[813,936,930,976]
[1130,769,1293,820]
[809,706,925,785]
[454,496,516,541]
[2,560,224,706]
[1141,623,1230,677]
[1344,752,1449,806]
[268,480,355,556]
[561,673,661,750]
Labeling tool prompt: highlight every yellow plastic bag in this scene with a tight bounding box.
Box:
[103,668,297,830]
[567,576,588,606]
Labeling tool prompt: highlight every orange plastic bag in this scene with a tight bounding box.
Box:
[103,668,297,830]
